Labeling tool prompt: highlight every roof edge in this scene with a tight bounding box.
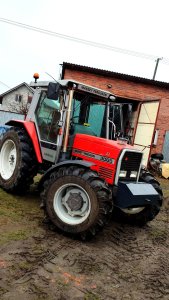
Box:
[0,82,35,97]
[62,62,169,89]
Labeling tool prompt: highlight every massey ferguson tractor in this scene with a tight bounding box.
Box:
[0,80,163,239]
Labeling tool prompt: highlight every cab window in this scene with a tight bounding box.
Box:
[35,91,60,143]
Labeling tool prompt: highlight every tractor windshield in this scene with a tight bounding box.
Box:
[71,92,107,138]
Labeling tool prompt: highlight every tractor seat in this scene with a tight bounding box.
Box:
[71,124,97,136]
[68,124,97,153]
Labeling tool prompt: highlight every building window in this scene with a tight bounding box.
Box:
[15,94,23,102]
[27,95,32,104]
[0,97,3,105]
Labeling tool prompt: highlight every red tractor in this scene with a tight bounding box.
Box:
[0,80,163,239]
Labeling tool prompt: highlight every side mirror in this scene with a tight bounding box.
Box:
[47,82,61,100]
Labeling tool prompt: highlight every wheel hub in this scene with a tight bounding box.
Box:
[61,188,88,217]
[53,184,91,225]
[66,192,83,211]
[9,154,15,165]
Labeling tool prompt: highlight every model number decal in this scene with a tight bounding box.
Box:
[100,156,114,164]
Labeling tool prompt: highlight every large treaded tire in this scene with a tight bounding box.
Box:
[41,166,112,239]
[114,170,163,226]
[0,127,38,193]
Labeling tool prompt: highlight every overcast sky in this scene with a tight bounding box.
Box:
[0,0,169,93]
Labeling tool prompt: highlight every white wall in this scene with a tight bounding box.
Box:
[0,110,25,125]
[1,85,33,112]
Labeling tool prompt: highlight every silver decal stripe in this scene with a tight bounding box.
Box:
[73,148,114,164]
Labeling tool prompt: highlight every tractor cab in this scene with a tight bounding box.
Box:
[26,80,119,163]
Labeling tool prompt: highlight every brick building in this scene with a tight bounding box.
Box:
[61,62,169,164]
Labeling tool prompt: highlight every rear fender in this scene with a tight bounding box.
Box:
[6,120,42,163]
[38,160,95,190]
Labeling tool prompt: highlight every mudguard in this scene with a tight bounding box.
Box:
[6,120,42,163]
[38,160,95,190]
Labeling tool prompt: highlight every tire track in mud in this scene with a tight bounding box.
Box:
[101,221,169,300]
[0,211,169,300]
[143,256,169,300]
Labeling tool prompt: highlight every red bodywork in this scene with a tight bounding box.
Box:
[72,134,135,184]
[8,120,42,163]
[7,121,137,183]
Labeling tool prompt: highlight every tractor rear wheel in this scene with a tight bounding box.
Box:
[115,170,163,225]
[0,127,38,193]
[41,166,112,239]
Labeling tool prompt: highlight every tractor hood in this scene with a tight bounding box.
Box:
[72,134,142,184]
[72,134,139,161]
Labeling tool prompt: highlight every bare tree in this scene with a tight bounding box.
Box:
[7,99,30,116]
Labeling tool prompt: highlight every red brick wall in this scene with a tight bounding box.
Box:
[64,69,169,153]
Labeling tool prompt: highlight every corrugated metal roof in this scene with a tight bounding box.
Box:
[62,62,169,89]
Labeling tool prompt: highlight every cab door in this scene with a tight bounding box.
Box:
[34,90,62,163]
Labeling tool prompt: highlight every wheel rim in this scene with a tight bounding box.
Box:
[0,139,17,180]
[120,207,145,215]
[53,183,91,225]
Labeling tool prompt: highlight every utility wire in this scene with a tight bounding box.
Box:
[0,80,11,89]
[0,17,162,61]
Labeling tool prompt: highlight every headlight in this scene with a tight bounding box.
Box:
[130,171,137,178]
[119,170,127,177]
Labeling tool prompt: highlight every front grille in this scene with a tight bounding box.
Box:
[121,151,142,172]
[119,151,142,182]
[99,166,114,180]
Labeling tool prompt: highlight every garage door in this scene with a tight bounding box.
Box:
[134,101,159,166]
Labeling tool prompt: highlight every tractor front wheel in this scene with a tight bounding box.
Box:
[41,166,112,239]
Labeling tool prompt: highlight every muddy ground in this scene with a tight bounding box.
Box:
[0,177,169,300]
